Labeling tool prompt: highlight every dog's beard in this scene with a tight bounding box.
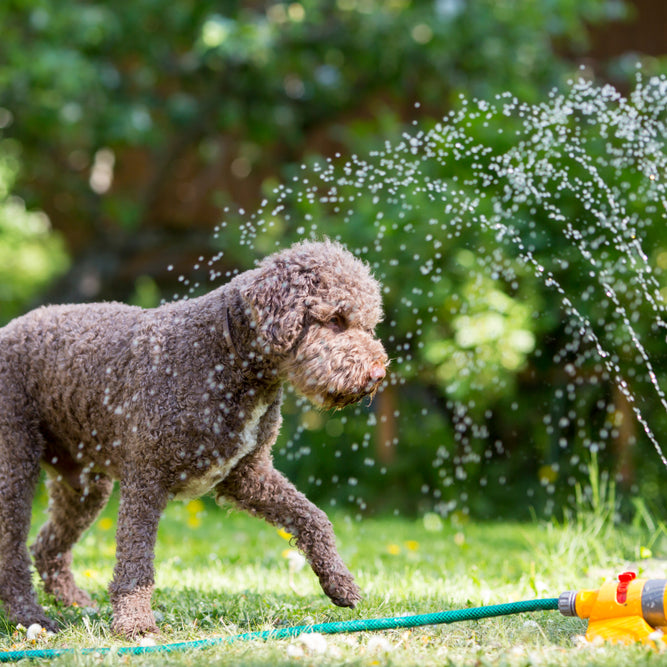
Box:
[306,379,381,411]
[283,328,387,411]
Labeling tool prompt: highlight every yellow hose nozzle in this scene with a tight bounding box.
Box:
[559,571,667,646]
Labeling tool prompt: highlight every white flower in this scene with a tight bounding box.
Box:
[366,636,392,653]
[26,624,45,641]
[648,629,664,643]
[285,549,306,573]
[138,636,157,647]
[297,632,328,654]
[286,643,305,658]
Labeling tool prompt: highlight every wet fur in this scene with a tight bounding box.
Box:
[0,240,387,637]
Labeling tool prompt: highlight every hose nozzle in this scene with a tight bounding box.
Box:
[558,571,667,646]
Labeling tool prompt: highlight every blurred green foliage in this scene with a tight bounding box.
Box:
[0,141,68,321]
[3,0,665,520]
[0,0,628,234]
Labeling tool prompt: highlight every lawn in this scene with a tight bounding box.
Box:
[3,489,666,666]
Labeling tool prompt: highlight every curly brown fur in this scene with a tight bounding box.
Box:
[0,240,387,637]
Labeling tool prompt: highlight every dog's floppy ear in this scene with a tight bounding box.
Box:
[240,261,314,354]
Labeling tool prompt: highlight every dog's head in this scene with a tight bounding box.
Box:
[239,239,388,409]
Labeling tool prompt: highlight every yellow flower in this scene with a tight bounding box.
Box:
[387,544,401,556]
[278,527,293,541]
[538,464,558,484]
[640,546,653,559]
[98,517,113,531]
[186,499,205,514]
[404,540,419,551]
[185,498,204,528]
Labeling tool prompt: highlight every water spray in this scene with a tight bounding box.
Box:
[2,571,664,662]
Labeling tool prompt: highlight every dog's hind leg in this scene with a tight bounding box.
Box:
[31,472,113,608]
[0,410,57,631]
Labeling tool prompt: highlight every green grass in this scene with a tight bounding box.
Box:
[3,491,667,666]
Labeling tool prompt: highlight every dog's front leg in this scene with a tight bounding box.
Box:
[109,476,168,637]
[216,455,361,608]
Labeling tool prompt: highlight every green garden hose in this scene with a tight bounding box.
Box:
[0,598,559,662]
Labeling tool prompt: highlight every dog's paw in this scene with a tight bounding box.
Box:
[110,585,158,638]
[111,615,159,639]
[320,569,362,609]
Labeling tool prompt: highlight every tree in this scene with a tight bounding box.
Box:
[6,0,664,518]
[1,0,627,304]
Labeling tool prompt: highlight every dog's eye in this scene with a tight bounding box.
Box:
[326,314,347,332]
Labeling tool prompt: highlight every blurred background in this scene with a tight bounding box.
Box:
[1,0,666,519]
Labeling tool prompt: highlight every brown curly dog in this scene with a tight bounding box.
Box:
[0,240,388,637]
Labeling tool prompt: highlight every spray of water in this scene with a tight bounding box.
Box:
[186,69,667,517]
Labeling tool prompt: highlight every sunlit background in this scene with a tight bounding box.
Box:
[1,0,667,520]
